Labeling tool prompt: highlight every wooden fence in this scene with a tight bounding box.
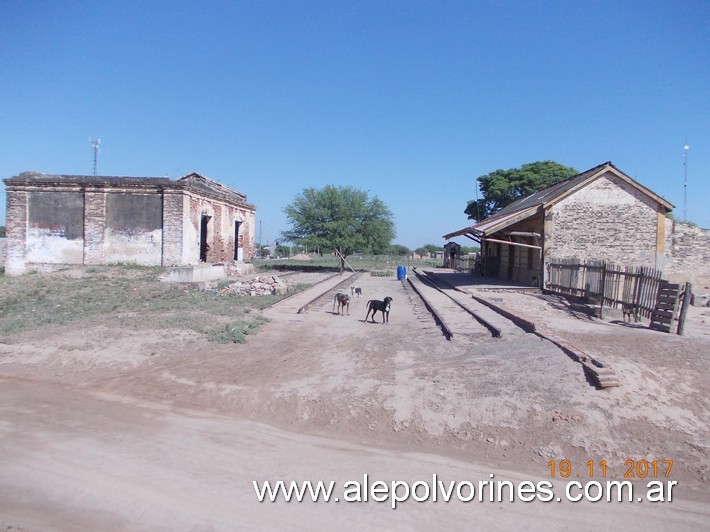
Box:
[547,258,664,320]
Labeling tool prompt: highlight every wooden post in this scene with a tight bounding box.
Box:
[631,268,641,323]
[599,262,607,319]
[677,282,692,336]
[334,247,356,274]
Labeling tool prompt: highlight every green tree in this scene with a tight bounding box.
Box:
[412,244,441,257]
[423,244,440,254]
[0,226,5,237]
[389,244,410,256]
[275,244,290,257]
[460,246,480,254]
[258,245,271,259]
[465,161,578,221]
[283,185,395,272]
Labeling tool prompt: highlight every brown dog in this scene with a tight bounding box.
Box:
[365,297,392,323]
[333,293,350,315]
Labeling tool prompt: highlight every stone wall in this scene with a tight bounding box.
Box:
[663,218,710,283]
[550,172,660,267]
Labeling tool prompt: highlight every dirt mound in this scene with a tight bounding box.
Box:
[289,253,312,261]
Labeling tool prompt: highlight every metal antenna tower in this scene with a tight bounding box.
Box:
[91,138,101,176]
[683,141,689,222]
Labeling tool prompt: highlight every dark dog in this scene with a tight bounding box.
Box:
[365,297,393,323]
[622,302,638,323]
[350,286,362,298]
[333,293,350,315]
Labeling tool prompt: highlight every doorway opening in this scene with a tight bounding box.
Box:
[233,221,242,261]
[199,215,211,262]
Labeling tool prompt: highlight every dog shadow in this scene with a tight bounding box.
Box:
[609,319,646,329]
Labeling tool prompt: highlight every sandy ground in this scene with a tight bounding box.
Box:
[0,269,708,529]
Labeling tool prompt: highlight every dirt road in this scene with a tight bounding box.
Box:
[2,379,708,530]
[1,268,708,528]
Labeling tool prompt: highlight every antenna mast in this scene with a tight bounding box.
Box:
[683,141,689,222]
[91,138,101,176]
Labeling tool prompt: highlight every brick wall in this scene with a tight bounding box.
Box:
[182,193,255,264]
[25,191,85,266]
[663,218,710,282]
[83,191,106,264]
[4,174,256,274]
[550,172,659,267]
[4,190,28,275]
[103,193,163,265]
[162,191,184,266]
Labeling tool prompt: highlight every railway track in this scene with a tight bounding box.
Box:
[263,267,614,388]
[263,270,360,314]
[264,267,528,342]
[297,271,362,314]
[406,268,530,340]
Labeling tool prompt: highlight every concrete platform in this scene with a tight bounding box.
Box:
[160,264,227,283]
[419,267,540,292]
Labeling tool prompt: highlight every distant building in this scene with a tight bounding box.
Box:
[443,241,461,269]
[3,171,256,275]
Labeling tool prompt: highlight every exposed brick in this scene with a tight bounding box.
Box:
[4,190,28,275]
[83,191,106,264]
[162,191,185,266]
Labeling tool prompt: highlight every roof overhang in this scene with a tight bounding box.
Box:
[443,205,540,241]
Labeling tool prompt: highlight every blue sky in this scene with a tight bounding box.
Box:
[1,0,708,249]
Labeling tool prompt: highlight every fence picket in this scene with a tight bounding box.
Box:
[548,258,664,320]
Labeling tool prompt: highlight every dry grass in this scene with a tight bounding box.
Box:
[0,265,286,342]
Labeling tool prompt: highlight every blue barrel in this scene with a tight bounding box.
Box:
[397,265,407,280]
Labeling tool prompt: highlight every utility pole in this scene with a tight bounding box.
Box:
[683,142,689,222]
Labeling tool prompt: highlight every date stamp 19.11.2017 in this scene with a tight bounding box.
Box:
[548,459,673,479]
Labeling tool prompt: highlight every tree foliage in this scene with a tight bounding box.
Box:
[465,161,578,221]
[460,246,480,254]
[389,244,410,256]
[282,185,395,268]
[413,244,443,256]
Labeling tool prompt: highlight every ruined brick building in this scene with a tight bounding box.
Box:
[444,161,708,286]
[3,171,256,275]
